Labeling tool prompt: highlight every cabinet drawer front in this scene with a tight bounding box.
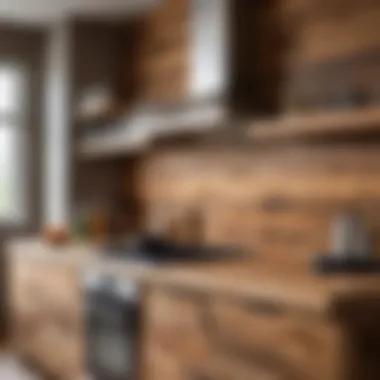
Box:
[145,345,186,380]
[33,322,83,380]
[12,261,80,315]
[11,262,49,319]
[210,298,342,380]
[147,288,204,329]
[213,354,292,380]
[10,259,83,375]
[40,265,81,311]
[145,288,211,365]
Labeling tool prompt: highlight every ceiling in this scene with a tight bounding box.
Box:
[0,0,159,23]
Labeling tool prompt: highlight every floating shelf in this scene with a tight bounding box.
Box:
[77,99,227,160]
[248,107,380,142]
[78,134,149,160]
[78,121,223,159]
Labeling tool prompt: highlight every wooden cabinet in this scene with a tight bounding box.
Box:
[143,287,214,380]
[144,288,212,364]
[142,286,345,380]
[138,0,190,103]
[9,257,83,380]
[209,298,342,380]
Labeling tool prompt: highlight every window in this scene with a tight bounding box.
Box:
[0,65,26,222]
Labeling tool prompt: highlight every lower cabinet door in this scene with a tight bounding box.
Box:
[145,344,187,380]
[144,287,213,367]
[32,321,83,380]
[209,297,342,380]
[10,259,83,379]
[212,352,301,380]
[143,289,342,380]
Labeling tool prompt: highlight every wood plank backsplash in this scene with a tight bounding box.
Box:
[138,143,380,266]
[132,0,380,268]
[137,0,190,103]
[280,0,380,112]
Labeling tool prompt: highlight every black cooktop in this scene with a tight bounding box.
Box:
[101,234,244,265]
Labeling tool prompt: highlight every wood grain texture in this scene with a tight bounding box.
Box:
[249,107,380,142]
[230,0,287,115]
[283,0,380,64]
[280,0,380,113]
[106,0,380,115]
[142,285,346,380]
[209,296,342,380]
[141,282,380,380]
[137,0,190,103]
[9,256,83,380]
[214,0,380,115]
[139,142,380,265]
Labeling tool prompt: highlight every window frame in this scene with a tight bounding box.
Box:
[0,63,28,226]
[0,27,45,236]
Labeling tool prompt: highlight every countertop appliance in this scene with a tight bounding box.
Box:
[85,234,243,380]
[100,233,243,263]
[312,213,380,274]
[85,271,140,380]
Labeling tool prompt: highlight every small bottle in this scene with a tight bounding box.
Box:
[330,213,370,259]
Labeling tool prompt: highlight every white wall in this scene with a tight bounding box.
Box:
[43,21,71,227]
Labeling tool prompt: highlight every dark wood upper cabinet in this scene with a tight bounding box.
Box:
[75,0,380,119]
[136,0,190,103]
[230,0,288,116]
[118,0,289,116]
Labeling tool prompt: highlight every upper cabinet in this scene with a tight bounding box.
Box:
[77,0,380,157]
[129,0,229,104]
[129,0,286,115]
[137,0,190,103]
[74,0,286,122]
[76,0,232,158]
[76,0,380,127]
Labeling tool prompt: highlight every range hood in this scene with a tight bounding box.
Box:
[78,0,230,159]
[78,96,228,158]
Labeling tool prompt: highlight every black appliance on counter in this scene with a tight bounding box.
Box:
[85,234,243,380]
[102,234,243,263]
[85,273,140,380]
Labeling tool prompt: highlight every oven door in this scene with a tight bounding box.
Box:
[85,275,140,380]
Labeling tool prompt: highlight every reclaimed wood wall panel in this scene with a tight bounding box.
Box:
[280,0,380,112]
[137,0,190,103]
[231,0,287,115]
[283,0,380,64]
[140,144,380,265]
[230,0,380,114]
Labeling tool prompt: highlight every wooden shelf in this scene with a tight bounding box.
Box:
[248,107,380,142]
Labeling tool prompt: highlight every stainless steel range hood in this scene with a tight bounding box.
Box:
[78,0,231,159]
[78,96,228,158]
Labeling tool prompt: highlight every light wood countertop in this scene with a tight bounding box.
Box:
[8,238,380,316]
[145,261,380,315]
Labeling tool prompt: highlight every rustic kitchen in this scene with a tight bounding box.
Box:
[3,0,380,379]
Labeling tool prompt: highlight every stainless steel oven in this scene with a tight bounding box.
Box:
[85,271,141,380]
